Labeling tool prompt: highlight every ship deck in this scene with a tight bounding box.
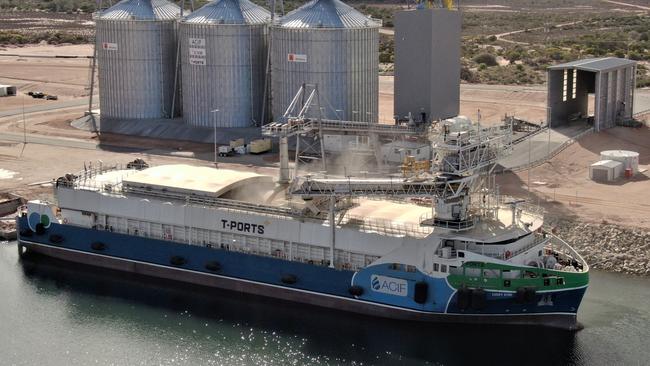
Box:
[65,164,543,241]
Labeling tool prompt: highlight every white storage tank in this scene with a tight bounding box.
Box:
[590,160,623,182]
[271,0,379,122]
[180,0,271,128]
[96,0,181,120]
[600,150,639,175]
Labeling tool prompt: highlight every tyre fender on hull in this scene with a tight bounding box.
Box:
[457,286,471,310]
[91,241,106,251]
[414,282,428,304]
[205,261,222,272]
[471,288,487,310]
[348,285,364,296]
[524,287,537,303]
[170,256,187,266]
[281,274,297,285]
[516,287,537,304]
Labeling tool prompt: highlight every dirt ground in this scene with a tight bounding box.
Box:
[498,126,650,229]
[379,76,547,124]
[0,44,96,110]
[2,44,650,230]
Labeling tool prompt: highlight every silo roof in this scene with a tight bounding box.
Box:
[99,0,181,20]
[183,0,270,25]
[278,0,379,28]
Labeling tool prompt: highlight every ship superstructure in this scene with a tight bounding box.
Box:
[16,116,588,329]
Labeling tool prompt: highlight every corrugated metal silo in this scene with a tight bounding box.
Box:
[96,0,180,120]
[271,0,379,122]
[180,0,270,128]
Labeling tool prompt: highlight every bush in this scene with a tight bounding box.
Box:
[488,35,497,42]
[460,66,479,83]
[473,53,497,66]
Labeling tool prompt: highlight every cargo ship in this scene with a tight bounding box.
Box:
[16,119,588,329]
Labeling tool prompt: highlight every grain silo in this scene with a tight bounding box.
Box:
[271,0,379,122]
[180,0,270,128]
[96,0,180,120]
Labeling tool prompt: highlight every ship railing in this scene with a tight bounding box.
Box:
[339,213,433,238]
[122,185,299,221]
[504,233,549,260]
[544,233,589,272]
[419,212,476,231]
[497,195,545,220]
[55,163,140,193]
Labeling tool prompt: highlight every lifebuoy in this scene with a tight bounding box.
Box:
[63,218,68,224]
[505,250,512,259]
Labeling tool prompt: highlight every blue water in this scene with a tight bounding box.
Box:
[1,241,648,365]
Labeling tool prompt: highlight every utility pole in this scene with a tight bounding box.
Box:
[22,94,26,144]
[528,136,533,198]
[547,106,551,157]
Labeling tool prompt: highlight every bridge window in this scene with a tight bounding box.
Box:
[502,269,521,279]
[525,271,538,278]
[465,267,481,277]
[449,266,462,275]
[406,265,417,273]
[389,263,403,271]
[483,269,501,278]
[440,264,447,273]
[433,263,439,272]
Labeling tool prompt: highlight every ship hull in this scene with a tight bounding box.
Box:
[16,217,585,330]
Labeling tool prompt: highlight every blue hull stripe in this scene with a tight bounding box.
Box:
[17,217,586,317]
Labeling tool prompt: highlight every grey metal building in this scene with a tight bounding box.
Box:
[0,85,17,97]
[394,8,461,123]
[180,0,270,128]
[547,57,636,131]
[271,0,380,122]
[96,0,181,120]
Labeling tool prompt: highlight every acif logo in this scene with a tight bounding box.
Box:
[371,275,381,290]
[370,275,408,297]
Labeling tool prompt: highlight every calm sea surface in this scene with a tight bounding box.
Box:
[1,241,648,366]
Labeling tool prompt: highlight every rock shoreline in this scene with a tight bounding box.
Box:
[548,220,650,276]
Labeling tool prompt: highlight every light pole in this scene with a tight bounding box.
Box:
[210,108,220,168]
[547,106,552,157]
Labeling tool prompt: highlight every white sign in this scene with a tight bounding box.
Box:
[189,38,206,47]
[102,42,118,51]
[189,48,206,57]
[189,58,206,66]
[287,53,307,63]
[371,275,408,297]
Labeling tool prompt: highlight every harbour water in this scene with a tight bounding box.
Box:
[1,240,648,366]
